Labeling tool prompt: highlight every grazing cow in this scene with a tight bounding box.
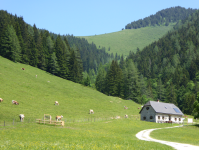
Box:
[138,107,140,109]
[116,116,120,119]
[89,109,94,114]
[124,106,128,109]
[19,114,25,122]
[12,100,19,105]
[56,115,63,121]
[124,114,128,118]
[0,98,3,102]
[55,101,59,105]
[21,68,25,70]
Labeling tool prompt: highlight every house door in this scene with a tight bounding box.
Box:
[169,115,171,121]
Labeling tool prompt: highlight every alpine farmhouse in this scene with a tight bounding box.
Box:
[139,100,184,123]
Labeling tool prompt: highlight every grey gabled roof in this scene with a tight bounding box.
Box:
[140,101,184,116]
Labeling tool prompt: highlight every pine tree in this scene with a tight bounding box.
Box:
[48,52,59,75]
[126,59,141,103]
[157,78,166,101]
[95,64,106,93]
[1,25,21,62]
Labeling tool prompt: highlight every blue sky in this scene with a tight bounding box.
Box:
[1,0,198,36]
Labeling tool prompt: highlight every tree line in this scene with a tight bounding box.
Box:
[125,6,197,29]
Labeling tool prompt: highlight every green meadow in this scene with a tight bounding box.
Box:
[0,120,174,150]
[79,24,175,57]
[151,124,199,146]
[1,56,199,149]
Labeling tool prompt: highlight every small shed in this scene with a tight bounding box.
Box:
[139,100,184,123]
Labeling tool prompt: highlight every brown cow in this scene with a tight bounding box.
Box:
[56,115,63,121]
[12,100,19,105]
[21,68,25,70]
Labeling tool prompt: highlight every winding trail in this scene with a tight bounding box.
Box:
[136,125,199,150]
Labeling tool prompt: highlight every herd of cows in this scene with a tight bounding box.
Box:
[0,98,66,122]
[1,67,130,123]
[0,97,130,122]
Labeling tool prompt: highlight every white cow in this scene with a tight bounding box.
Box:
[0,98,3,102]
[19,114,25,122]
[116,116,121,119]
[56,115,63,121]
[55,101,59,105]
[89,109,94,114]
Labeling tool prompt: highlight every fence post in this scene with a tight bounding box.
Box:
[4,121,5,126]
[13,119,14,125]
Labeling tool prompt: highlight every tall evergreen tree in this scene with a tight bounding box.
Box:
[126,59,141,102]
[1,25,21,62]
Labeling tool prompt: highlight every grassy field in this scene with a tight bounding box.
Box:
[151,124,199,146]
[0,120,174,150]
[78,24,175,57]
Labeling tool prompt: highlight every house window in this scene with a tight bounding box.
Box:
[162,116,165,120]
[179,118,181,121]
[143,116,146,120]
[158,116,160,119]
[150,116,153,119]
[146,107,149,110]
[175,118,177,121]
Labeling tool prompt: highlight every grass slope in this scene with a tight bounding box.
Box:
[0,56,140,121]
[79,24,175,57]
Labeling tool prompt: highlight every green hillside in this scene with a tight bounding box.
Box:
[0,56,140,121]
[79,24,175,57]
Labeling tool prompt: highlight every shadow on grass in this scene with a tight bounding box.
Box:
[193,124,199,127]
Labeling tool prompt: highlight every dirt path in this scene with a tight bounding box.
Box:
[136,125,199,150]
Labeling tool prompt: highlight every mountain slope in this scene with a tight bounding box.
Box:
[79,24,174,57]
[0,56,140,121]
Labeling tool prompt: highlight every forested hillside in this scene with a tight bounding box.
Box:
[96,10,199,115]
[125,6,197,29]
[0,10,113,86]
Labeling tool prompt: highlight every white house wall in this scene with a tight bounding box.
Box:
[156,113,183,123]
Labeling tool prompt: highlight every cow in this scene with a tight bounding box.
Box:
[116,116,121,119]
[21,68,25,70]
[89,109,94,114]
[0,98,3,102]
[124,106,128,109]
[56,115,63,121]
[55,101,59,105]
[19,114,25,122]
[124,115,128,118]
[12,100,19,105]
